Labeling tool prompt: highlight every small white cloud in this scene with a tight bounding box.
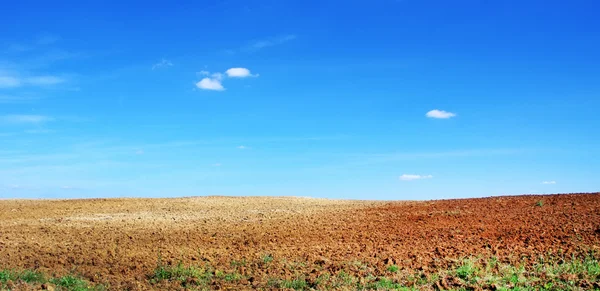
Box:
[152,58,173,70]
[0,76,22,88]
[135,149,145,155]
[399,174,433,181]
[226,67,257,78]
[196,78,225,91]
[426,109,456,119]
[26,76,65,86]
[213,163,222,167]
[237,145,247,149]
[541,181,556,185]
[0,114,54,124]
[195,68,256,91]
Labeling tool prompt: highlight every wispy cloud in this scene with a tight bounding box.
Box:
[24,129,54,134]
[355,149,524,162]
[152,59,173,70]
[0,76,21,88]
[426,109,456,119]
[302,148,526,173]
[213,163,222,167]
[399,174,433,181]
[1,34,79,96]
[25,75,65,85]
[0,114,54,124]
[237,145,248,149]
[0,94,40,103]
[244,35,297,52]
[0,74,65,88]
[541,181,556,185]
[3,34,60,53]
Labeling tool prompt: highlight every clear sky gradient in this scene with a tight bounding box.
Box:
[1,0,599,200]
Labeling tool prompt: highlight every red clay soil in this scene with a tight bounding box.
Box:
[0,193,599,290]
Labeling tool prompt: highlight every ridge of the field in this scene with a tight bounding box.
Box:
[0,193,599,290]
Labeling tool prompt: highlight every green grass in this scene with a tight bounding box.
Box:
[370,277,404,289]
[7,252,598,290]
[281,277,308,290]
[50,275,91,291]
[223,272,242,282]
[150,261,213,287]
[0,269,99,291]
[19,270,45,283]
[230,259,247,267]
[0,269,45,284]
[387,265,399,273]
[261,254,274,264]
[536,200,544,207]
[0,270,15,283]
[455,259,479,283]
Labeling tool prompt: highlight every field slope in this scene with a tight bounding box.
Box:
[1,193,599,290]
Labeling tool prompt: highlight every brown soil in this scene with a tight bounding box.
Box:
[1,193,599,290]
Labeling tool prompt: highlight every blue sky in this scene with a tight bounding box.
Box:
[1,0,599,200]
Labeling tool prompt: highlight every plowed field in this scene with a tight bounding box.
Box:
[1,193,599,290]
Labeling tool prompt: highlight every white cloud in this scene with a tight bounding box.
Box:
[542,181,556,185]
[0,76,22,88]
[196,78,224,91]
[25,76,65,85]
[226,67,256,78]
[426,109,456,119]
[0,115,54,124]
[399,174,433,181]
[152,59,173,70]
[213,163,222,167]
[135,149,144,155]
[195,68,257,91]
[237,145,247,149]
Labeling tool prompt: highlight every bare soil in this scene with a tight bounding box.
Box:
[1,193,599,290]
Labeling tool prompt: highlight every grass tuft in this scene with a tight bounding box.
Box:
[50,275,90,291]
[150,261,212,287]
[262,254,274,264]
[19,270,45,283]
[281,277,308,290]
